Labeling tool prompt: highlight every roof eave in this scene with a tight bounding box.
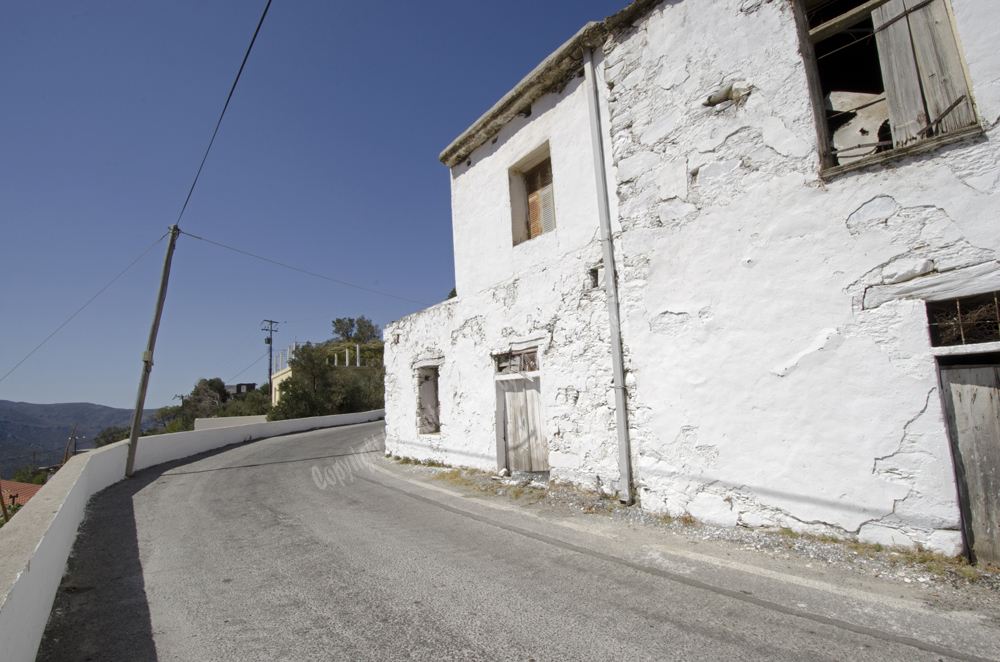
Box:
[438,22,607,168]
[438,0,663,168]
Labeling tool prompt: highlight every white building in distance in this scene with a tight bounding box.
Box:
[385,0,1000,561]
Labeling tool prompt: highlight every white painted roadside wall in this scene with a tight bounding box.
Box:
[0,409,384,662]
[135,409,384,471]
[386,0,999,554]
[194,415,268,430]
[0,441,126,662]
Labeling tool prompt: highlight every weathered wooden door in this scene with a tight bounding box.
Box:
[500,378,548,472]
[940,365,1000,564]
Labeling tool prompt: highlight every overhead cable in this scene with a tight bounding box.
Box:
[180,231,431,306]
[0,232,170,386]
[175,0,273,226]
[228,350,269,382]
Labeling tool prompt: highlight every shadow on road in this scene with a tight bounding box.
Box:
[35,465,163,662]
[34,425,386,661]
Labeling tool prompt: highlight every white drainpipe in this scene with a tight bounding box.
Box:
[584,46,633,505]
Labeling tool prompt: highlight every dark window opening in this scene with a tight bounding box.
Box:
[801,0,976,169]
[926,292,1000,347]
[417,366,440,434]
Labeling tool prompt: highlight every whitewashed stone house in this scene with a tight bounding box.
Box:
[385,0,1000,559]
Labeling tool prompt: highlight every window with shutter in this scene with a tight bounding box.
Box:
[509,145,556,246]
[798,0,978,174]
[524,159,555,240]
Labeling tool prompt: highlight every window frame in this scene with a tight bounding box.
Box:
[793,0,981,179]
[509,143,556,246]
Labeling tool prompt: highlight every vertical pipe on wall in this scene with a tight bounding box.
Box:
[584,47,633,505]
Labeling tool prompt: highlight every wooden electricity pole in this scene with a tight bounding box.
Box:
[262,319,278,389]
[126,225,181,477]
[62,422,78,465]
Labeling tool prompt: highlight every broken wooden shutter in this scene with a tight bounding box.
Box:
[873,0,929,147]
[903,0,975,134]
[873,0,975,147]
[525,159,555,239]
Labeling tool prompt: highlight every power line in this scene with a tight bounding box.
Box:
[227,350,269,383]
[175,0,273,226]
[207,328,262,378]
[179,230,431,306]
[0,232,169,386]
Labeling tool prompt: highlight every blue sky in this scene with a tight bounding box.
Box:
[0,1,627,409]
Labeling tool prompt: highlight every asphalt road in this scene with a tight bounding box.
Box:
[37,421,1000,661]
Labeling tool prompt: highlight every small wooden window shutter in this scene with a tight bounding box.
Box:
[525,159,555,239]
[873,0,975,148]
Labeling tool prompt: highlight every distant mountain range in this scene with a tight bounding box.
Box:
[0,400,155,478]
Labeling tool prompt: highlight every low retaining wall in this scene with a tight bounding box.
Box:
[194,415,268,430]
[0,409,384,662]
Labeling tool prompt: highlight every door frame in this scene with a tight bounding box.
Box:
[936,354,1000,562]
[495,371,545,472]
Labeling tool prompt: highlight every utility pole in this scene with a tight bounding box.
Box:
[262,320,278,389]
[126,225,181,477]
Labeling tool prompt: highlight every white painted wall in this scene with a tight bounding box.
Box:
[386,54,628,489]
[386,0,999,554]
[0,409,384,662]
[603,0,997,552]
[194,415,268,430]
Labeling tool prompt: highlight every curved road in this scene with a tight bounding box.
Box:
[37,422,999,661]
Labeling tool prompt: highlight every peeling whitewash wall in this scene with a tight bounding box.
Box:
[386,0,1000,555]
[385,65,625,487]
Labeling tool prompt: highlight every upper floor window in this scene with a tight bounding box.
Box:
[799,0,978,173]
[510,144,556,245]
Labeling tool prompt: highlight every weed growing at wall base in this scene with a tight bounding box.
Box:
[311,433,383,489]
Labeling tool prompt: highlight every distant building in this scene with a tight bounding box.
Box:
[225,383,257,397]
[2,479,44,509]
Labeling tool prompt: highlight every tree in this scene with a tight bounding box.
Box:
[93,425,130,448]
[269,378,331,421]
[12,465,46,485]
[332,315,380,344]
[332,317,357,343]
[141,376,232,435]
[215,388,271,418]
[353,316,380,344]
[448,287,457,299]
[268,342,343,421]
[188,378,229,420]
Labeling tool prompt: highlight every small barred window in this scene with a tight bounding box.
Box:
[926,292,1000,347]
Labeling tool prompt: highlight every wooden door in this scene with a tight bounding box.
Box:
[500,378,549,472]
[940,365,1000,564]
